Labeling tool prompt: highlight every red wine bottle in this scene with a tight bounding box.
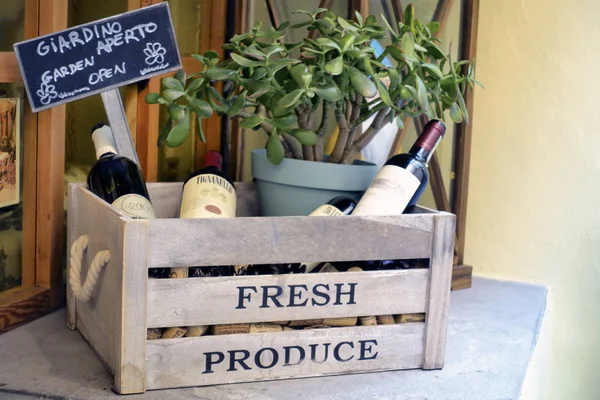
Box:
[309,195,357,216]
[352,119,446,216]
[87,123,156,219]
[180,151,237,277]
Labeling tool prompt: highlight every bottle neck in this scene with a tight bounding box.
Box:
[91,125,117,160]
[203,151,223,171]
[408,119,446,164]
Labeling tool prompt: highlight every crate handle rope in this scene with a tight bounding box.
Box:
[69,234,111,302]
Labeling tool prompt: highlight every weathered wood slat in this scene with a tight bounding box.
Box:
[68,186,127,376]
[115,219,149,394]
[148,214,433,267]
[145,323,425,390]
[147,269,428,328]
[423,214,455,369]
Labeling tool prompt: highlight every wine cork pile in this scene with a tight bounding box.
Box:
[147,313,426,340]
[147,263,427,340]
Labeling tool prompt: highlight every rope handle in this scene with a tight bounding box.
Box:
[69,235,111,302]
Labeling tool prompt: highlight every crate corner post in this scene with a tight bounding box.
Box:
[114,218,149,395]
[423,213,456,370]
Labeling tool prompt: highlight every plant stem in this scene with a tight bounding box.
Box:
[349,102,387,130]
[328,102,350,163]
[282,132,304,159]
[341,106,391,164]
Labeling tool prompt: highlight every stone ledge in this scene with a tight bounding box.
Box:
[0,276,546,400]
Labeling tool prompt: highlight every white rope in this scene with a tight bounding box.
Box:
[69,235,111,302]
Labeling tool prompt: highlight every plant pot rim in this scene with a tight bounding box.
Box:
[251,149,378,191]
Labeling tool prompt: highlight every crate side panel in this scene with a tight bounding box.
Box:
[146,323,424,390]
[147,269,428,328]
[69,187,126,375]
[148,214,434,268]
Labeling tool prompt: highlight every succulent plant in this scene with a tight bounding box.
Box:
[146,4,482,165]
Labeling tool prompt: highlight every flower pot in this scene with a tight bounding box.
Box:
[250,149,379,216]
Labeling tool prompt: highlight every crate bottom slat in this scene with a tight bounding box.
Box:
[145,323,425,390]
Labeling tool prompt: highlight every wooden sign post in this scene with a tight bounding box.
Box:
[12,2,182,165]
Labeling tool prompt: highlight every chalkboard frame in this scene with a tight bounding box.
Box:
[13,2,182,113]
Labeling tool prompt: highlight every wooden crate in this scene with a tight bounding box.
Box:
[66,182,455,394]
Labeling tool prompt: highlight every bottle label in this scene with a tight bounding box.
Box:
[309,204,344,217]
[111,194,156,219]
[179,173,236,219]
[352,165,421,216]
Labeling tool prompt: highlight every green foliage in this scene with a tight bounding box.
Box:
[147,3,482,164]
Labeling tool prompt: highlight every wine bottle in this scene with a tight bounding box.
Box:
[180,151,237,277]
[87,123,156,219]
[301,196,358,273]
[87,124,166,279]
[352,119,446,216]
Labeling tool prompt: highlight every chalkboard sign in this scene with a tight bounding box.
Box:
[13,2,182,113]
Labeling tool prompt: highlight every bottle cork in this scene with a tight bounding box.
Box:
[249,323,283,333]
[211,323,250,335]
[282,326,295,331]
[319,263,339,273]
[323,317,358,326]
[395,313,426,323]
[169,267,188,279]
[347,266,363,272]
[147,328,163,340]
[359,316,377,326]
[376,315,395,325]
[288,319,325,327]
[161,327,188,339]
[185,325,209,337]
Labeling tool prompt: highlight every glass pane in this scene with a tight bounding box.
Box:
[168,0,202,56]
[64,0,129,191]
[0,0,25,51]
[0,84,24,292]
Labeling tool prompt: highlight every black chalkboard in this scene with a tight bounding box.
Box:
[13,2,182,113]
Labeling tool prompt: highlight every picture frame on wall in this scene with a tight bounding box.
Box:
[0,97,20,210]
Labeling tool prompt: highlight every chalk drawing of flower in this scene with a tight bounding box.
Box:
[36,82,58,105]
[144,42,166,65]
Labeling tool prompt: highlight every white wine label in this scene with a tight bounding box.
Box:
[180,173,236,219]
[353,165,421,216]
[111,193,156,219]
[309,204,344,216]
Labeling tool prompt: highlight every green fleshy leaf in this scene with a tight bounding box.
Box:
[338,17,358,32]
[162,89,184,101]
[166,109,190,147]
[230,53,263,67]
[396,116,405,129]
[427,21,440,34]
[385,45,404,62]
[277,89,304,109]
[339,34,356,52]
[325,56,343,75]
[205,67,237,80]
[162,77,184,91]
[272,113,298,129]
[290,64,309,86]
[188,98,212,118]
[425,43,446,59]
[168,103,186,121]
[380,13,398,38]
[292,129,317,146]
[354,11,363,26]
[228,90,247,117]
[421,63,444,79]
[174,69,186,84]
[404,4,414,30]
[186,78,204,93]
[316,37,341,52]
[415,76,434,118]
[449,102,463,123]
[401,32,417,60]
[157,118,173,146]
[376,80,393,106]
[196,116,206,143]
[239,115,265,129]
[346,65,377,98]
[266,133,285,165]
[191,54,209,65]
[456,89,469,125]
[144,93,160,104]
[313,84,342,102]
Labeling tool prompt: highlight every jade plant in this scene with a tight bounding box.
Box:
[146,4,482,165]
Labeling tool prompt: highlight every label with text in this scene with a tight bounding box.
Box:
[179,174,236,219]
[235,282,358,310]
[352,165,421,216]
[200,338,379,374]
[111,193,155,219]
[13,2,181,112]
[309,204,343,217]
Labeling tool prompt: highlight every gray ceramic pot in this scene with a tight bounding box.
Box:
[250,149,379,216]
